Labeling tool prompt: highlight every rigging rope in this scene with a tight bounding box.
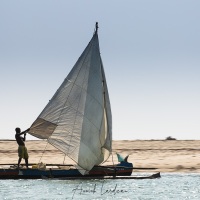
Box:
[38,139,49,164]
[63,154,67,164]
[111,151,115,166]
[111,151,117,177]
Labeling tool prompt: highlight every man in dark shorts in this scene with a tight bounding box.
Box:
[15,127,30,168]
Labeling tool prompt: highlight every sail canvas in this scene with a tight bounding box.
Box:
[29,26,112,174]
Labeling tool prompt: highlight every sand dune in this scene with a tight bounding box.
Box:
[0,140,199,173]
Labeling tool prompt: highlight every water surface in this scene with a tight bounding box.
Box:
[0,173,199,200]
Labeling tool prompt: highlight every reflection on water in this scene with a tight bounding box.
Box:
[0,173,200,200]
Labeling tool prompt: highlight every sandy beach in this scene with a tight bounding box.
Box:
[0,140,199,173]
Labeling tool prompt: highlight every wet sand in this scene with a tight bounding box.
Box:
[0,140,199,173]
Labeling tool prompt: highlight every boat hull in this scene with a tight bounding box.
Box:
[0,162,134,179]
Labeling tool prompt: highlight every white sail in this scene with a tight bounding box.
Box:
[29,25,112,174]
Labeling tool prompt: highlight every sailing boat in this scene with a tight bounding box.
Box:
[0,23,161,179]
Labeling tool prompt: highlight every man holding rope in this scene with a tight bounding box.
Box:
[15,127,30,168]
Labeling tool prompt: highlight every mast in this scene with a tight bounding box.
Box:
[94,22,98,34]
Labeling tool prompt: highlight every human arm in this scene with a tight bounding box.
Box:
[18,128,30,137]
[23,128,30,141]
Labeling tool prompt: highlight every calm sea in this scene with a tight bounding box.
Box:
[0,173,199,200]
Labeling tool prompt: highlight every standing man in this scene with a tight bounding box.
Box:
[15,127,30,168]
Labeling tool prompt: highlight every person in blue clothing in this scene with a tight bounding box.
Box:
[15,127,30,168]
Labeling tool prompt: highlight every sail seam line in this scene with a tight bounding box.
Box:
[65,36,95,154]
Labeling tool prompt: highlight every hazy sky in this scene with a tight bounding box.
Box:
[0,0,199,140]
